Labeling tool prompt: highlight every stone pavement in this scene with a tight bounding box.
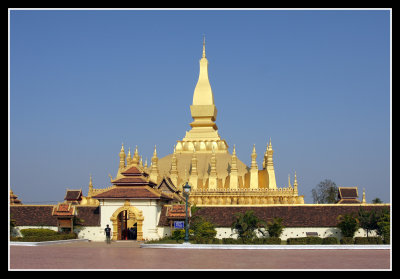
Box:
[9,241,391,270]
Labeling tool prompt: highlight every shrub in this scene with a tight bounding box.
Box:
[222,238,236,244]
[354,237,369,244]
[12,233,77,242]
[20,228,59,237]
[172,229,194,242]
[322,237,338,244]
[194,221,217,240]
[354,237,383,245]
[340,237,354,244]
[287,237,308,245]
[212,238,221,244]
[307,237,323,244]
[287,237,324,245]
[263,237,281,244]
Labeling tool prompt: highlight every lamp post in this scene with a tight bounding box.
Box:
[183,182,191,243]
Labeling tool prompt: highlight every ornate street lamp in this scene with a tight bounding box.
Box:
[183,182,191,243]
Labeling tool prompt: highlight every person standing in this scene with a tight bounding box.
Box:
[104,224,112,244]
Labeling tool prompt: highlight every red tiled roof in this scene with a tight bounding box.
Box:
[112,177,149,184]
[52,203,75,217]
[64,190,82,201]
[10,206,58,226]
[121,166,144,176]
[10,205,101,227]
[158,205,390,227]
[75,206,100,226]
[92,187,172,200]
[338,187,358,199]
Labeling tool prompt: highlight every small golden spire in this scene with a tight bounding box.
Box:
[153,145,157,157]
[362,188,366,204]
[251,144,257,169]
[288,174,291,188]
[232,144,236,155]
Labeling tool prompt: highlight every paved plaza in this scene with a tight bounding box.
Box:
[9,241,391,270]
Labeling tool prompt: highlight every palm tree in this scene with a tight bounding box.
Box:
[231,211,266,241]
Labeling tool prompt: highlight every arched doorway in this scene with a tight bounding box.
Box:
[110,201,144,241]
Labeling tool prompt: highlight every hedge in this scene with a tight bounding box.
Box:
[263,237,281,244]
[11,233,77,242]
[354,237,383,245]
[287,237,339,245]
[20,228,59,237]
[340,237,354,244]
[322,237,339,244]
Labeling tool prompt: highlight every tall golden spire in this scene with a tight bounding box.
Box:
[202,35,206,58]
[178,38,228,154]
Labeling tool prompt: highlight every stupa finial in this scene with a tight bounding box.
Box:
[202,35,206,58]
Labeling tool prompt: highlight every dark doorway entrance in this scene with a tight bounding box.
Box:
[117,210,138,240]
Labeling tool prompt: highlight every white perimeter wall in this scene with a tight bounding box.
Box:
[214,227,377,240]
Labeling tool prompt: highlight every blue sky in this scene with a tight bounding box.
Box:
[9,9,391,204]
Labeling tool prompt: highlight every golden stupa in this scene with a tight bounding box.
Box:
[87,38,305,206]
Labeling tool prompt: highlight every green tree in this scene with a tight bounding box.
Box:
[231,211,266,241]
[358,207,379,237]
[312,179,338,204]
[337,213,359,238]
[376,209,390,243]
[190,215,217,240]
[266,217,285,238]
[372,198,383,204]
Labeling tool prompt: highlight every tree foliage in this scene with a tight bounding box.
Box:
[337,213,359,238]
[190,215,217,240]
[372,198,383,204]
[312,179,338,204]
[231,211,266,240]
[266,217,285,238]
[358,207,379,237]
[376,208,390,243]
